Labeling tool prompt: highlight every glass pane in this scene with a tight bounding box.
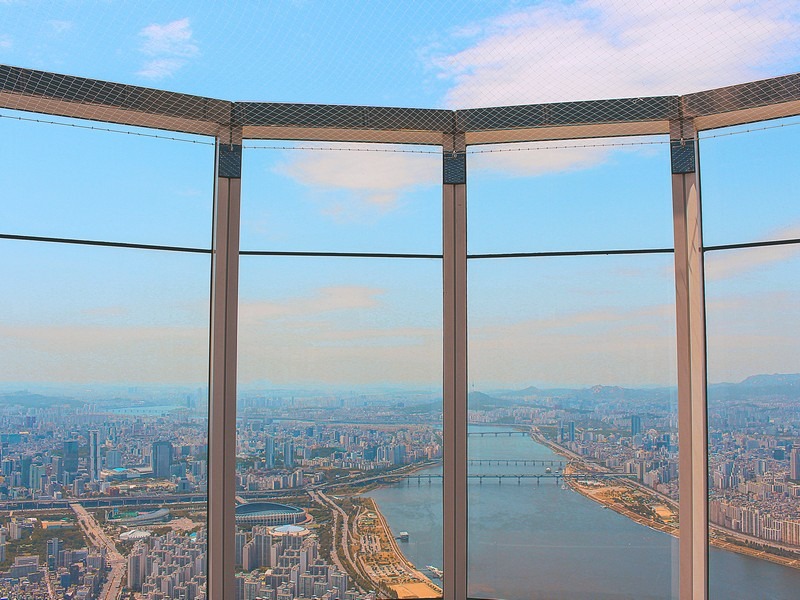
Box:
[468,254,679,600]
[700,117,800,247]
[0,112,214,247]
[0,239,210,599]
[705,246,800,599]
[467,139,673,254]
[236,256,442,599]
[240,142,441,254]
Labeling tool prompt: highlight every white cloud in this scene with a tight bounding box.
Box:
[239,286,384,325]
[470,302,677,387]
[0,35,11,49]
[467,140,611,177]
[136,17,198,79]
[138,58,188,79]
[425,0,800,177]
[237,286,442,386]
[275,144,440,214]
[0,323,208,384]
[704,224,800,280]
[434,0,800,108]
[48,20,72,34]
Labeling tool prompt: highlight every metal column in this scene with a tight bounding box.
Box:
[670,118,708,600]
[443,132,468,600]
[208,128,242,600]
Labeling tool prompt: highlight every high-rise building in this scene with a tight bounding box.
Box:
[63,439,79,474]
[631,415,643,437]
[88,430,100,481]
[151,441,173,478]
[47,537,61,570]
[265,436,275,469]
[127,545,146,591]
[791,447,800,480]
[106,449,122,469]
[283,440,294,468]
[568,421,576,442]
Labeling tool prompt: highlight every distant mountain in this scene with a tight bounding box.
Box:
[739,373,800,387]
[468,391,522,410]
[0,391,80,408]
[709,373,800,403]
[498,386,542,398]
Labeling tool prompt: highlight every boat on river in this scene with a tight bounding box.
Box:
[427,565,443,579]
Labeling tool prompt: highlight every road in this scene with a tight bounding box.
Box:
[70,503,126,600]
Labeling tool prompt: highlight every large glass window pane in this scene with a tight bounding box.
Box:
[0,240,210,599]
[699,117,800,247]
[467,138,672,254]
[468,255,679,599]
[467,141,678,599]
[237,256,442,600]
[705,246,800,599]
[240,142,441,254]
[0,112,214,247]
[236,138,442,600]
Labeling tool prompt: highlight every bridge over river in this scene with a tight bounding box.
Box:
[350,472,635,486]
[467,430,529,437]
[468,458,566,467]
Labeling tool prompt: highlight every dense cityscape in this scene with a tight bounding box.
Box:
[1,374,799,598]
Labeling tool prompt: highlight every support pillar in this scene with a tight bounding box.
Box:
[208,127,242,600]
[443,132,467,600]
[670,118,708,600]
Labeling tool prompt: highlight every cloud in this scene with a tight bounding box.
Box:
[434,0,800,108]
[704,224,800,280]
[238,286,442,386]
[239,286,385,325]
[0,35,11,49]
[138,58,188,79]
[48,20,72,34]
[0,323,208,384]
[137,17,198,79]
[468,141,610,177]
[425,1,800,177]
[470,302,677,387]
[275,144,440,214]
[706,290,800,382]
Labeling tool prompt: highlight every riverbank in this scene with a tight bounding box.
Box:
[352,496,442,598]
[537,429,800,571]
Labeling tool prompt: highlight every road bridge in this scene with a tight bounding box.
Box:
[467,458,566,467]
[467,431,528,437]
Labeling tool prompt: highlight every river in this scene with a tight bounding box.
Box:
[367,425,800,599]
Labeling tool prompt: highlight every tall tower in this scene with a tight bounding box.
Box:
[283,440,294,468]
[265,436,275,469]
[63,440,79,474]
[88,430,100,482]
[151,441,173,478]
[631,415,643,437]
[791,447,800,480]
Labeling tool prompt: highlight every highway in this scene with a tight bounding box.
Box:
[70,503,126,600]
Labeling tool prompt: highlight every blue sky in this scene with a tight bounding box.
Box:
[1,1,799,389]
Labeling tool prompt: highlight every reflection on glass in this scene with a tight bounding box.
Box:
[236,256,442,599]
[0,112,214,247]
[700,117,800,247]
[0,240,210,599]
[467,255,679,600]
[240,142,442,254]
[705,247,800,599]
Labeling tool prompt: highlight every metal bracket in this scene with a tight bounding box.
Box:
[670,139,695,174]
[443,152,466,184]
[218,144,242,179]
